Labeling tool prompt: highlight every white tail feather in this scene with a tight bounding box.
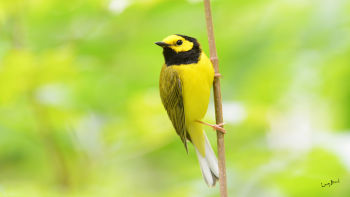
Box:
[195,132,219,187]
[204,134,219,177]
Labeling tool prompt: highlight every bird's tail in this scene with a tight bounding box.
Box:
[194,132,219,187]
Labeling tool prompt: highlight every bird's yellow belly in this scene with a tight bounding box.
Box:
[183,70,210,121]
[173,60,214,123]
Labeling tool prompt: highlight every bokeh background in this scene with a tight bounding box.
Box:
[1,0,350,196]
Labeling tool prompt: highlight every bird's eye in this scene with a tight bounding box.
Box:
[176,40,183,45]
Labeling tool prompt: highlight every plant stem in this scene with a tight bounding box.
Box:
[203,0,228,196]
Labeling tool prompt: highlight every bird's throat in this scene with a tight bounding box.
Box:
[163,45,201,66]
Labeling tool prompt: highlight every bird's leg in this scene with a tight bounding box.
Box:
[195,120,226,134]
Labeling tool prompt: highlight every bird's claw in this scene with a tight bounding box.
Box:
[195,120,226,134]
[214,73,222,78]
[211,123,226,134]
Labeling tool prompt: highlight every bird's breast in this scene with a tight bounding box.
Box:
[173,53,214,122]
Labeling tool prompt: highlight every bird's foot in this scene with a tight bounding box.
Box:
[195,120,226,134]
[214,73,222,78]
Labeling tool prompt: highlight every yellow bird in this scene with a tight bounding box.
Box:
[156,34,225,187]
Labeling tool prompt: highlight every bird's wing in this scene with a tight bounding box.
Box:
[159,65,188,151]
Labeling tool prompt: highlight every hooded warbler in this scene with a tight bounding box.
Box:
[156,34,225,187]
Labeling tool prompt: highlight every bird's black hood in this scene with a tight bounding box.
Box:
[163,34,201,66]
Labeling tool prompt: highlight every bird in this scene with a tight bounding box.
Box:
[155,34,225,187]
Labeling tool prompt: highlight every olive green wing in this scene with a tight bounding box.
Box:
[159,65,188,151]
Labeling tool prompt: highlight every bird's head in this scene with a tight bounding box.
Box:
[155,34,201,66]
[155,34,197,53]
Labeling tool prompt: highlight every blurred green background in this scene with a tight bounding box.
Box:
[1,0,350,196]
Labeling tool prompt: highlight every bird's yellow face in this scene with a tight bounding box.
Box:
[155,34,201,66]
[161,35,194,53]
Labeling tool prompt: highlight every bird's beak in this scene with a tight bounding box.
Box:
[155,42,169,47]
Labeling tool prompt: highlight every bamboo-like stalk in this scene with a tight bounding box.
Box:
[203,0,227,196]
